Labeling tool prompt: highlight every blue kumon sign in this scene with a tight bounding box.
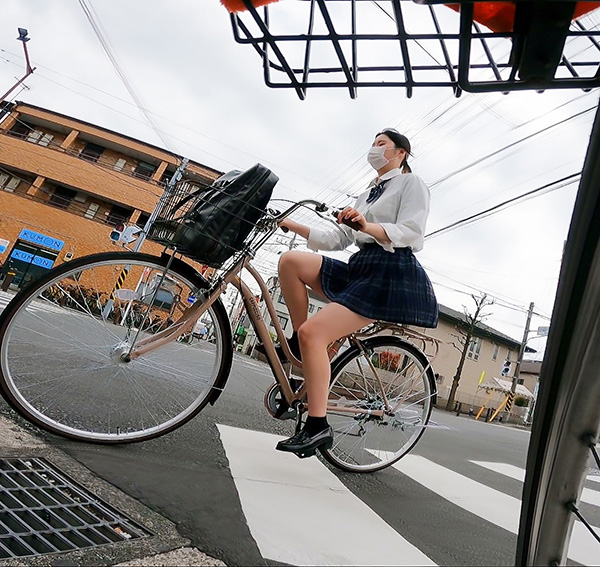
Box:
[18,229,65,251]
[9,249,55,269]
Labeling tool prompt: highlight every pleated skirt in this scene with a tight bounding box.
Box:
[320,245,438,327]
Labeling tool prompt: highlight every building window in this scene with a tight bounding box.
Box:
[277,316,288,330]
[467,337,483,361]
[278,293,286,305]
[8,121,33,138]
[136,212,150,228]
[49,186,77,209]
[133,161,156,180]
[114,158,127,171]
[106,204,132,226]
[308,304,315,313]
[160,169,173,185]
[0,172,20,192]
[84,202,100,219]
[492,344,499,361]
[80,142,105,162]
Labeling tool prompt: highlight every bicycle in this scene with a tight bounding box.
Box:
[0,190,439,473]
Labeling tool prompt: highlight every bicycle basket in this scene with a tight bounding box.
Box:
[147,163,278,267]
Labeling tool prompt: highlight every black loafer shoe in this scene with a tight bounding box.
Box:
[275,426,333,458]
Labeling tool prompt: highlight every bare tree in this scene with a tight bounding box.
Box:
[445,293,494,411]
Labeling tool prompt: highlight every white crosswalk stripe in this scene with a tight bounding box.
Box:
[216,425,600,566]
[217,424,436,566]
[390,455,599,566]
[0,292,66,315]
[472,460,600,507]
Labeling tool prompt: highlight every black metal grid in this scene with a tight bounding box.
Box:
[0,458,150,559]
[229,0,600,98]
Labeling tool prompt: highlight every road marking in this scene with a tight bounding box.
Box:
[387,454,599,566]
[217,424,436,567]
[588,475,600,484]
[471,461,600,507]
[0,294,64,315]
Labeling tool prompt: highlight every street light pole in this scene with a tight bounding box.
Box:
[0,29,36,103]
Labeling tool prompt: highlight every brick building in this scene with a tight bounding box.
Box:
[0,101,221,289]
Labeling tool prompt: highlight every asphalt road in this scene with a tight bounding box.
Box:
[27,353,586,566]
[1,292,598,566]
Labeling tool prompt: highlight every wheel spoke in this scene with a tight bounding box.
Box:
[0,252,232,443]
[323,337,435,473]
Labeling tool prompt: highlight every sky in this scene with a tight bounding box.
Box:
[2,0,599,361]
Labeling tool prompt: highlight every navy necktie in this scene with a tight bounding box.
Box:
[366,179,388,204]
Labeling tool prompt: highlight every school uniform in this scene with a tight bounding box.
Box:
[307,168,438,328]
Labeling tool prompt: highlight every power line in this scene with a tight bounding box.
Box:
[425,172,580,239]
[77,0,175,152]
[428,107,594,189]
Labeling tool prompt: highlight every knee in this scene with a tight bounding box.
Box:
[278,250,309,277]
[297,320,327,350]
[278,250,301,270]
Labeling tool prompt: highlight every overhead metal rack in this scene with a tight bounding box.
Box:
[229,0,600,98]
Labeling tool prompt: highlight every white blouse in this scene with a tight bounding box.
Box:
[307,169,430,253]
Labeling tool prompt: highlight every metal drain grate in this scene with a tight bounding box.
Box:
[0,457,150,559]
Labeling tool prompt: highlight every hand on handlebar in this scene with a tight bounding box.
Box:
[333,207,367,231]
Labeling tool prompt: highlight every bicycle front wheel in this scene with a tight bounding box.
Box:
[0,252,232,443]
[321,336,436,473]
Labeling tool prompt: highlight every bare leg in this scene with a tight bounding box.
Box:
[278,251,326,331]
[298,303,372,417]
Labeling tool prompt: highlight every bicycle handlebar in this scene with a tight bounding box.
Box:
[271,199,329,233]
[271,199,362,232]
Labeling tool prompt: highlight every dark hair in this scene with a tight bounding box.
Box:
[377,128,412,173]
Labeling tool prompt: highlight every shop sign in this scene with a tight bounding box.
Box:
[0,239,9,254]
[10,249,55,269]
[18,229,65,251]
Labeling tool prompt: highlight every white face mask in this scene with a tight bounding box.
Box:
[367,146,389,170]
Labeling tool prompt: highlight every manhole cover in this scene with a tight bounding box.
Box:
[0,457,150,559]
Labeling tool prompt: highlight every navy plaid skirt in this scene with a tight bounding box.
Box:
[320,245,438,327]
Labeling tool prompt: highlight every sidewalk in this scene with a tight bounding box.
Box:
[0,413,225,566]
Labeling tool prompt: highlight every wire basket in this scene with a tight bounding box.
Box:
[146,180,207,246]
[147,167,276,268]
[228,0,600,98]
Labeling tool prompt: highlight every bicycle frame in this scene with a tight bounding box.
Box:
[125,198,440,417]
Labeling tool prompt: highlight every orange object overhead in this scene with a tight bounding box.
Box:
[221,0,280,13]
[446,1,600,33]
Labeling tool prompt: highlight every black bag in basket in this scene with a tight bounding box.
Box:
[172,163,278,267]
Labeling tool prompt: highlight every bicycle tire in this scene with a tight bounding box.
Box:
[516,103,600,565]
[0,251,233,444]
[321,335,436,473]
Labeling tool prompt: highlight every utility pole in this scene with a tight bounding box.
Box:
[133,157,189,252]
[511,301,535,394]
[102,158,189,320]
[1,29,35,103]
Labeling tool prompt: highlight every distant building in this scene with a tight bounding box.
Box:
[0,101,221,288]
[414,304,537,413]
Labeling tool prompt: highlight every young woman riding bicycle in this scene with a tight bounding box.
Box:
[272,128,439,457]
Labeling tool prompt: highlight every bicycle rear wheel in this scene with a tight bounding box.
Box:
[321,336,436,473]
[0,252,232,443]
